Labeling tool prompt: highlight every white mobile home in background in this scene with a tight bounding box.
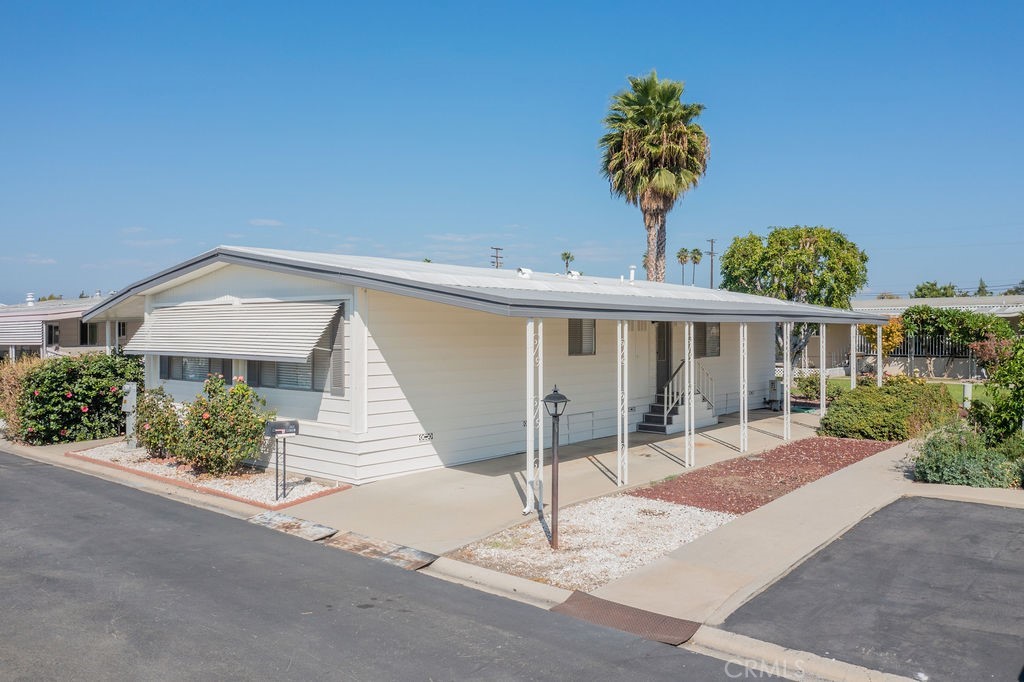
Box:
[86,246,882,486]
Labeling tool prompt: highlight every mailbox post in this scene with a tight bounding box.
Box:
[121,382,138,447]
[264,420,299,500]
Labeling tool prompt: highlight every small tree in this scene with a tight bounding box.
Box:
[720,225,869,361]
[675,248,690,284]
[975,278,991,296]
[689,248,703,285]
[560,251,575,274]
[858,317,905,364]
[910,281,959,298]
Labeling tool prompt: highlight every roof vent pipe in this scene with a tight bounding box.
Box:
[25,292,35,306]
[629,265,636,284]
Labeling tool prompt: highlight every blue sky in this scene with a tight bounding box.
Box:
[2,1,1022,304]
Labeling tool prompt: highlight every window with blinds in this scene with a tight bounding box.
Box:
[568,319,596,356]
[693,322,721,358]
[159,356,232,383]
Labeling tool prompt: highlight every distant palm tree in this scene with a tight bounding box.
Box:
[689,248,703,285]
[561,251,575,274]
[600,71,710,282]
[676,248,690,284]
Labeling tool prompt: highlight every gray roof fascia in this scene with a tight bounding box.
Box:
[87,247,888,325]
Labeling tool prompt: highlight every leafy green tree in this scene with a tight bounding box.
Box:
[910,281,959,298]
[875,292,901,299]
[720,225,868,359]
[975,278,991,296]
[38,293,62,301]
[560,251,575,274]
[1004,280,1024,295]
[600,71,710,282]
[689,247,703,285]
[675,248,690,284]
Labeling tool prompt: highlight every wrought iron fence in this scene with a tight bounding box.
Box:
[855,333,973,359]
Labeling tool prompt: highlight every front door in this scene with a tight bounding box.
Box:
[656,322,672,390]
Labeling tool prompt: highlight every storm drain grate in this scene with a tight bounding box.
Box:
[323,531,438,570]
[551,591,700,645]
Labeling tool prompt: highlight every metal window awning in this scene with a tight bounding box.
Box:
[123,300,342,363]
[0,321,42,345]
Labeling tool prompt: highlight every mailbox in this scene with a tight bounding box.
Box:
[264,419,299,437]
[121,382,137,413]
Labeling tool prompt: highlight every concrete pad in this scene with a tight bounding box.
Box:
[287,411,814,555]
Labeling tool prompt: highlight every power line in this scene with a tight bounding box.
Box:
[490,246,503,269]
[706,238,717,289]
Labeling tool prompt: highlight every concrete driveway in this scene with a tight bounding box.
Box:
[722,496,1024,681]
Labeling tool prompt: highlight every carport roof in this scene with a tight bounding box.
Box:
[85,246,887,324]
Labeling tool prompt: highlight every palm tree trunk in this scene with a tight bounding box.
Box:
[644,211,659,281]
[654,217,667,282]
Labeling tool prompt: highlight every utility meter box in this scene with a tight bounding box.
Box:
[121,382,137,413]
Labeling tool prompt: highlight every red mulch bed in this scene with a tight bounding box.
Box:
[629,437,894,514]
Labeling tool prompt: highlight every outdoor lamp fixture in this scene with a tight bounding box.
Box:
[542,386,569,549]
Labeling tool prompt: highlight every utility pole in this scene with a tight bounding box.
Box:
[490,246,503,269]
[706,238,717,289]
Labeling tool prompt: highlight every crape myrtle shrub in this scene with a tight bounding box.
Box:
[913,423,1022,488]
[818,379,957,441]
[16,353,143,444]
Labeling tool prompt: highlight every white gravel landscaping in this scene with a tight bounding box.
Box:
[452,495,736,592]
[75,441,336,507]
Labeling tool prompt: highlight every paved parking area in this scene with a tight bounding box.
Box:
[723,496,1024,681]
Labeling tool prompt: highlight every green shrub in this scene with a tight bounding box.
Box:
[16,353,144,444]
[135,386,181,457]
[913,423,1021,488]
[819,381,957,441]
[794,375,849,401]
[176,375,273,475]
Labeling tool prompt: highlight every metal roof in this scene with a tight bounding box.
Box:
[86,246,887,324]
[853,295,1024,318]
[0,296,107,323]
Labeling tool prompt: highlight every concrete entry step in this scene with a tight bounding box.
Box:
[551,591,701,646]
[323,531,439,570]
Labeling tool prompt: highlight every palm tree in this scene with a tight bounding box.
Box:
[676,248,690,284]
[561,251,575,274]
[600,71,710,282]
[689,247,702,285]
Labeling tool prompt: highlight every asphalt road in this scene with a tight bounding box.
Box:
[724,496,1024,681]
[0,449,745,681]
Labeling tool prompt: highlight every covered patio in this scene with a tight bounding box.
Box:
[288,409,823,555]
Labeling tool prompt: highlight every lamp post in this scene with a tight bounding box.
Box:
[542,385,569,549]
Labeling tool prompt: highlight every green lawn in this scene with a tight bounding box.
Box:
[819,376,989,405]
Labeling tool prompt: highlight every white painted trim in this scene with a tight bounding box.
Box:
[819,324,827,416]
[783,321,792,441]
[739,322,748,453]
[351,288,369,434]
[850,324,857,390]
[876,324,883,387]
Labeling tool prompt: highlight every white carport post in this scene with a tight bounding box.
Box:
[819,324,827,416]
[615,320,629,486]
[684,321,696,467]
[104,320,112,355]
[850,324,857,389]
[523,317,544,514]
[876,324,884,387]
[783,321,793,441]
[739,322,749,453]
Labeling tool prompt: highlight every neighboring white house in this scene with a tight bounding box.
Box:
[85,246,884,489]
[0,293,140,361]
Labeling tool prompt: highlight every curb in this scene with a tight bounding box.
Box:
[65,450,349,511]
[685,626,916,682]
[421,557,572,610]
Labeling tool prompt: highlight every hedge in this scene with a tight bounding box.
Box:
[818,379,958,441]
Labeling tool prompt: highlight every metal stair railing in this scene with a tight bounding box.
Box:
[661,360,715,425]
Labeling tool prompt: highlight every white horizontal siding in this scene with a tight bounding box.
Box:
[151,264,352,304]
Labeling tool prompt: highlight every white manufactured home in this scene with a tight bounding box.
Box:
[85,246,883,488]
[0,294,140,361]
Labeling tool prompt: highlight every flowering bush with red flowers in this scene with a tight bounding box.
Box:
[177,374,273,475]
[13,352,143,444]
